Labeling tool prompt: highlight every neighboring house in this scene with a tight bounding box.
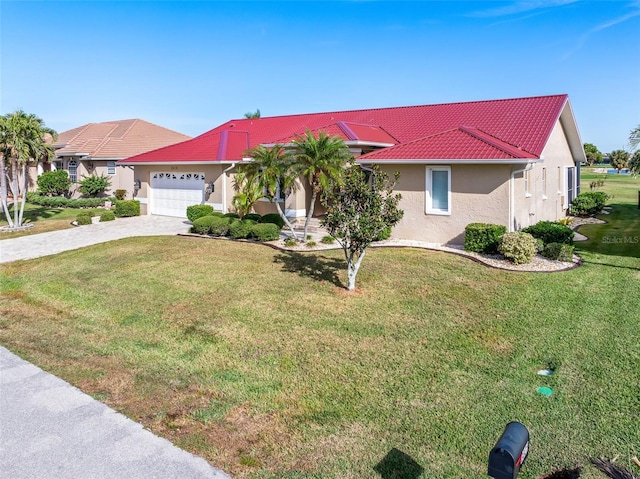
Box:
[35,119,191,198]
[119,94,586,244]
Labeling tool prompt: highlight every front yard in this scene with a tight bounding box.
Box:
[0,170,638,478]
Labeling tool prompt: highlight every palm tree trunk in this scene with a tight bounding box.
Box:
[303,191,317,240]
[0,155,14,227]
[18,163,28,226]
[274,200,299,241]
[10,160,19,227]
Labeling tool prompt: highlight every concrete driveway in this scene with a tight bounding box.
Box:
[0,215,191,263]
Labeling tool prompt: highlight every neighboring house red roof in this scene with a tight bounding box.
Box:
[55,119,191,159]
[119,95,570,164]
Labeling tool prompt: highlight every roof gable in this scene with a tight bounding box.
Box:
[120,94,574,164]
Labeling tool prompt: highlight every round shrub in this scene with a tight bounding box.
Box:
[243,213,262,222]
[464,223,507,253]
[36,169,71,196]
[498,232,537,264]
[223,212,240,219]
[76,212,92,225]
[191,215,217,235]
[542,242,575,262]
[211,212,225,218]
[569,191,609,216]
[251,223,280,241]
[209,216,234,236]
[522,221,574,245]
[260,213,285,229]
[99,210,116,222]
[114,200,140,217]
[187,204,214,223]
[229,219,257,239]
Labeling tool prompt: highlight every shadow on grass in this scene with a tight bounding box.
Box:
[541,466,582,478]
[574,203,640,260]
[1,205,69,223]
[374,448,424,479]
[273,251,345,288]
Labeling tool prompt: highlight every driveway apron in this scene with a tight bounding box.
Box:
[0,215,191,263]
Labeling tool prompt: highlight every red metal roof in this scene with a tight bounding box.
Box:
[119,94,568,164]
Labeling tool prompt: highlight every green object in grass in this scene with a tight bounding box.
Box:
[537,387,553,396]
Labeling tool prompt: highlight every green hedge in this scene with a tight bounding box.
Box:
[498,232,537,264]
[464,223,507,253]
[229,219,257,239]
[251,223,280,241]
[542,242,575,262]
[243,213,262,222]
[191,215,217,235]
[114,200,140,217]
[522,221,574,245]
[260,213,285,229]
[187,204,214,223]
[26,193,116,209]
[569,192,609,216]
[210,216,234,236]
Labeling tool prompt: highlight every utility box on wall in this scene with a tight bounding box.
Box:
[488,422,529,479]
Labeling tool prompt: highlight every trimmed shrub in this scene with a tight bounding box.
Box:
[251,223,280,241]
[223,212,240,219]
[464,223,507,253]
[522,221,574,245]
[211,212,225,218]
[243,213,262,222]
[187,204,214,223]
[569,191,609,216]
[36,170,71,196]
[542,242,575,262]
[498,232,537,264]
[114,200,140,217]
[114,189,127,200]
[229,219,257,239]
[209,216,234,236]
[191,215,217,235]
[27,194,116,209]
[260,213,285,229]
[321,235,335,244]
[76,212,92,225]
[99,210,116,222]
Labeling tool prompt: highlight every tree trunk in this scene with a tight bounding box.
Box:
[10,160,19,227]
[274,200,299,241]
[303,191,317,241]
[346,248,366,291]
[18,163,28,226]
[0,155,14,227]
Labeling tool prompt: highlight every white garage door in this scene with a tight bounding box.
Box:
[150,172,204,217]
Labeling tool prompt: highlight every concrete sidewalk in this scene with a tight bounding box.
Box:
[0,346,230,478]
[0,215,191,263]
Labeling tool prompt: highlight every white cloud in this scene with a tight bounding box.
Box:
[469,0,579,18]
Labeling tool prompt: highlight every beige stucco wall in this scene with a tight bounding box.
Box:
[377,163,511,244]
[511,120,576,230]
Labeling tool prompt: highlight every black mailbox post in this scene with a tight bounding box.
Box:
[488,422,529,479]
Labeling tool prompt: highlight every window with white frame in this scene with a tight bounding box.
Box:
[68,160,77,183]
[107,161,116,175]
[542,167,547,198]
[524,170,531,196]
[259,176,286,202]
[425,166,451,215]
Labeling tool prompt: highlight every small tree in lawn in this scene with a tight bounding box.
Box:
[321,164,404,291]
[609,149,629,173]
[238,144,300,240]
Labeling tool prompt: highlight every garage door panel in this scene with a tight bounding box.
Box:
[150,172,204,217]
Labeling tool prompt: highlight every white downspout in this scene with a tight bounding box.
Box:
[222,163,237,213]
[509,162,535,232]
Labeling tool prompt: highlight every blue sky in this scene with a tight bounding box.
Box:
[1,1,639,153]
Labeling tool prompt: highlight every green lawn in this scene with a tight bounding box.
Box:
[0,202,98,237]
[0,173,638,478]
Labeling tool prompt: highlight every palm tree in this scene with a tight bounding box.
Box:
[629,124,640,152]
[289,130,352,239]
[238,144,299,240]
[609,149,629,173]
[231,170,264,217]
[244,109,261,119]
[0,110,56,229]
